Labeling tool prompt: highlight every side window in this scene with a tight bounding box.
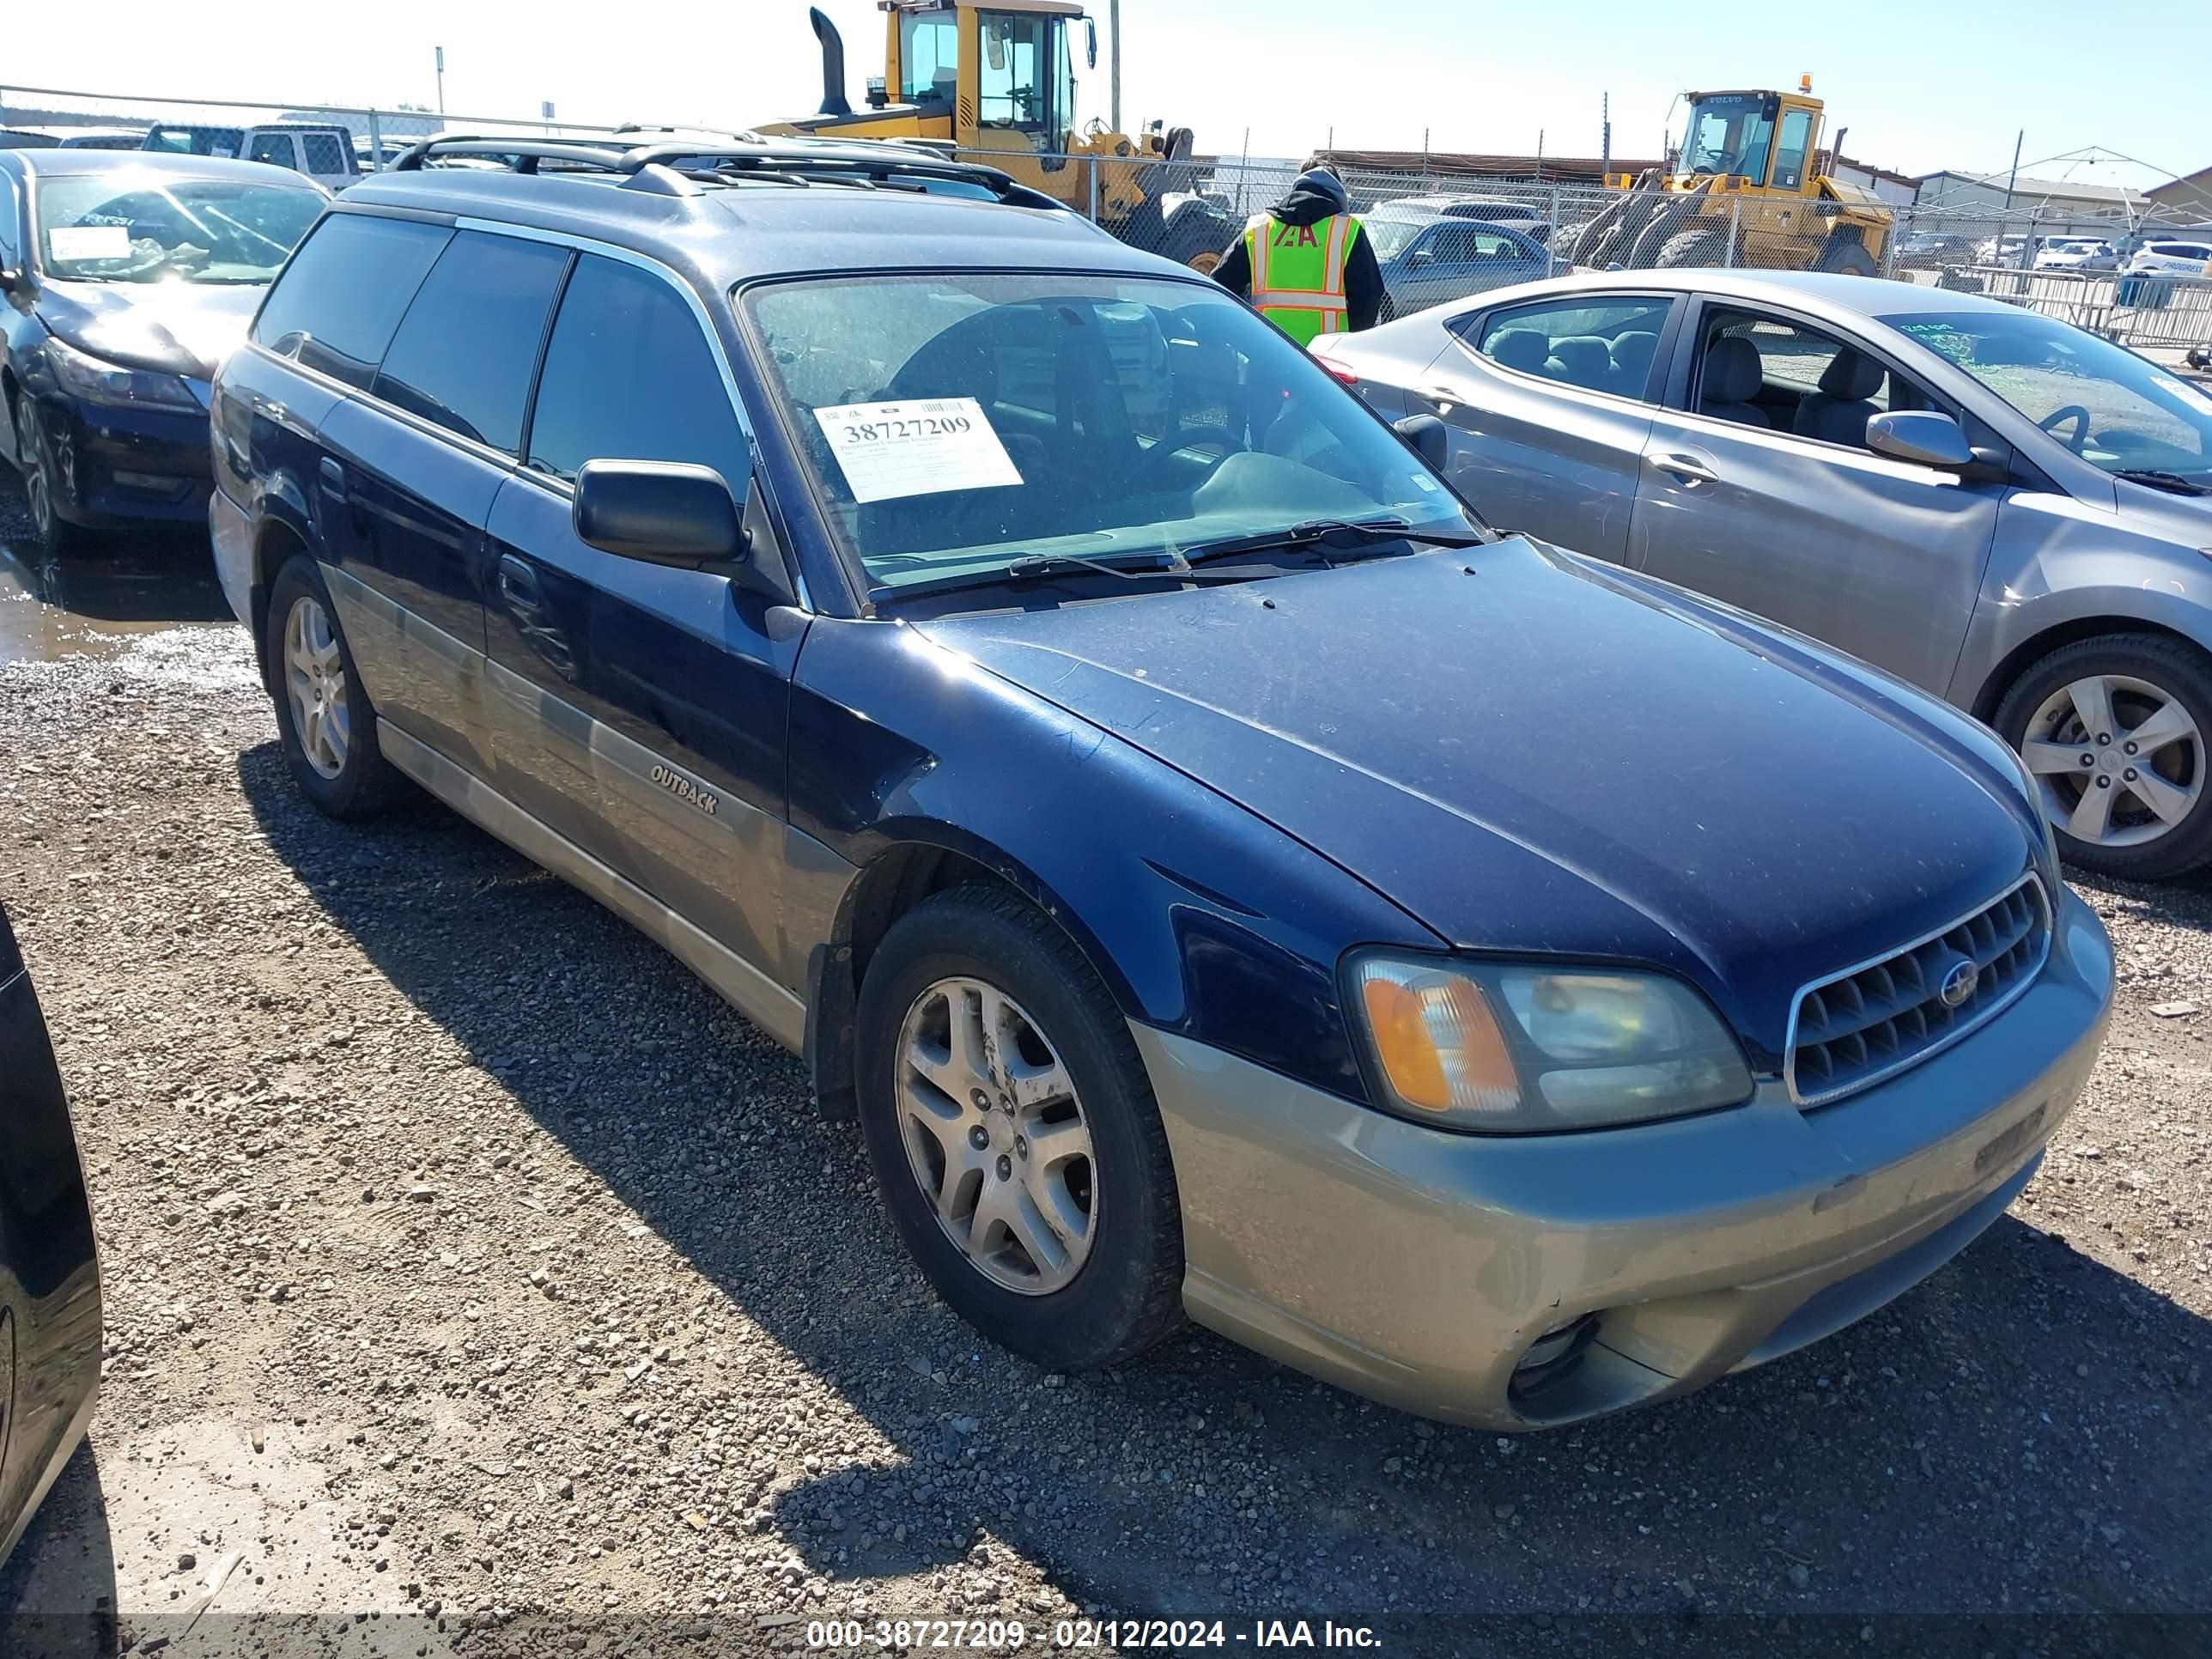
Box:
[372,231,570,454]
[0,173,17,268]
[301,132,348,175]
[526,255,745,486]
[1467,296,1673,398]
[247,133,297,170]
[1770,109,1813,191]
[251,214,451,389]
[1425,226,1479,265]
[1693,309,1929,446]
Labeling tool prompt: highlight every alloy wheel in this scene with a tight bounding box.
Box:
[21,414,55,543]
[894,975,1097,1296]
[283,594,352,781]
[2021,673,2203,848]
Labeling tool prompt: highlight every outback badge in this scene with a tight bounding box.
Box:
[649,763,720,817]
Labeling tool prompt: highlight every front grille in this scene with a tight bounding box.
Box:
[1787,875,2051,1107]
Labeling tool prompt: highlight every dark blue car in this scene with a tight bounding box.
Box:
[0,149,325,556]
[210,137,2112,1431]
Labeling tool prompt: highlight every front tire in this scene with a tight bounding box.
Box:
[1655,228,1727,269]
[264,554,410,821]
[1994,633,2212,879]
[1816,233,1879,276]
[15,398,93,558]
[855,885,1184,1371]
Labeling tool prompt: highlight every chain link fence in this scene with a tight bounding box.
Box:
[12,83,2212,354]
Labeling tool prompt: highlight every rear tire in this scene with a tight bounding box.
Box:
[1993,632,2212,880]
[1817,234,1879,276]
[264,554,411,822]
[855,884,1185,1372]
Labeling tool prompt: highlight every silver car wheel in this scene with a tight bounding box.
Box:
[895,975,1097,1297]
[2022,673,2203,848]
[283,593,351,781]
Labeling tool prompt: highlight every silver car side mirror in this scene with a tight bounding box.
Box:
[1866,410,1974,470]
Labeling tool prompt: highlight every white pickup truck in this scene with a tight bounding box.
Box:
[140,120,360,191]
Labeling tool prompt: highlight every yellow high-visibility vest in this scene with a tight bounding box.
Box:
[1243,210,1364,347]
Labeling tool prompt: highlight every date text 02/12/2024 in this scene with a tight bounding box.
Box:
[800,1619,1384,1649]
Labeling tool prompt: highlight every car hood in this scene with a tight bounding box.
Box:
[35,278,263,380]
[917,540,2045,1063]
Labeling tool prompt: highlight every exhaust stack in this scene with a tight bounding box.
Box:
[811,8,853,118]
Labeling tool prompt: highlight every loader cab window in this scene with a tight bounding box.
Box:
[977,9,1074,154]
[1769,107,1814,191]
[899,10,960,106]
[1678,94,1777,185]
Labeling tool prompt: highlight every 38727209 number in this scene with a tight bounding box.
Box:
[804,1619,1027,1650]
[838,414,974,445]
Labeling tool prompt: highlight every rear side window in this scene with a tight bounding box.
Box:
[526,255,744,484]
[247,133,296,169]
[301,131,348,175]
[252,214,450,389]
[373,231,570,454]
[1466,296,1672,398]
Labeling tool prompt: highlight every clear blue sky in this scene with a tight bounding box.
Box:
[9,0,2205,188]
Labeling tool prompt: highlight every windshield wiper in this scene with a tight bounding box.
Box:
[869,550,1258,606]
[1179,516,1491,568]
[2113,468,2212,496]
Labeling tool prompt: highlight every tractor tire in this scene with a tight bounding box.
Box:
[1817,233,1879,276]
[1655,228,1727,269]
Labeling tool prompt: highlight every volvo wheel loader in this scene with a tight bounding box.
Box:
[1563,79,1893,274]
[757,2,1238,270]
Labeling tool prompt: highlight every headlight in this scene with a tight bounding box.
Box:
[1348,953,1753,1133]
[45,334,201,412]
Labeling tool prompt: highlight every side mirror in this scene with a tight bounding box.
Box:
[1085,17,1099,69]
[1865,410,1973,470]
[574,460,746,569]
[0,265,20,296]
[1407,247,1435,268]
[1395,411,1451,471]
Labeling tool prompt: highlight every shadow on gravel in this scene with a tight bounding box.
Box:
[237,740,2212,1638]
[0,1444,118,1659]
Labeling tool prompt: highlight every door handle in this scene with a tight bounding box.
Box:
[1653,453,1720,486]
[497,554,546,612]
[1417,386,1463,411]
[317,456,346,501]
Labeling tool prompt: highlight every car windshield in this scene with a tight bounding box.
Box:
[143,125,247,158]
[34,173,323,284]
[1887,307,2212,481]
[743,272,1474,597]
[1363,217,1432,261]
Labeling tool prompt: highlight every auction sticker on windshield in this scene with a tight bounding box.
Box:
[47,225,132,262]
[812,398,1023,503]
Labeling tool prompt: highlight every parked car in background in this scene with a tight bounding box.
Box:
[0,149,328,555]
[1362,205,1555,320]
[1316,269,2212,878]
[0,126,148,152]
[0,902,102,1569]
[1380,191,1552,238]
[2124,238,2212,278]
[2034,237,2117,272]
[353,135,411,173]
[142,120,358,191]
[212,139,2109,1431]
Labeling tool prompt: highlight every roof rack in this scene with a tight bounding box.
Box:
[386,136,1067,210]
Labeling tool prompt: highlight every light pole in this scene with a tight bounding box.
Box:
[435,46,446,118]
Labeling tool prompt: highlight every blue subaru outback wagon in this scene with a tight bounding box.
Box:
[210,137,2113,1430]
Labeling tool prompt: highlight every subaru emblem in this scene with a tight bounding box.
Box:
[1939,958,1979,1009]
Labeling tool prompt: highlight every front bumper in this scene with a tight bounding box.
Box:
[1138,885,2113,1430]
[33,390,213,531]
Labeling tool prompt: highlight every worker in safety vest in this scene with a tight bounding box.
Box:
[1212,167,1384,346]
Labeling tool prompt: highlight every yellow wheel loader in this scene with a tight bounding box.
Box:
[756,2,1239,270]
[1564,81,1893,274]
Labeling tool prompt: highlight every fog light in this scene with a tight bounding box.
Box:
[1510,1312,1599,1399]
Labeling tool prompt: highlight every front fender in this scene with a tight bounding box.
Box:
[787,617,1443,1102]
[1954,488,2212,712]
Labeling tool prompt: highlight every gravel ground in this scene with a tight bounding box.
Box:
[0,478,2209,1659]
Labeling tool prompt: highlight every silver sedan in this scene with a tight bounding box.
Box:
[1317,269,2212,878]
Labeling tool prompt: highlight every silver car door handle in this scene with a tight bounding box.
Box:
[1653,453,1719,486]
